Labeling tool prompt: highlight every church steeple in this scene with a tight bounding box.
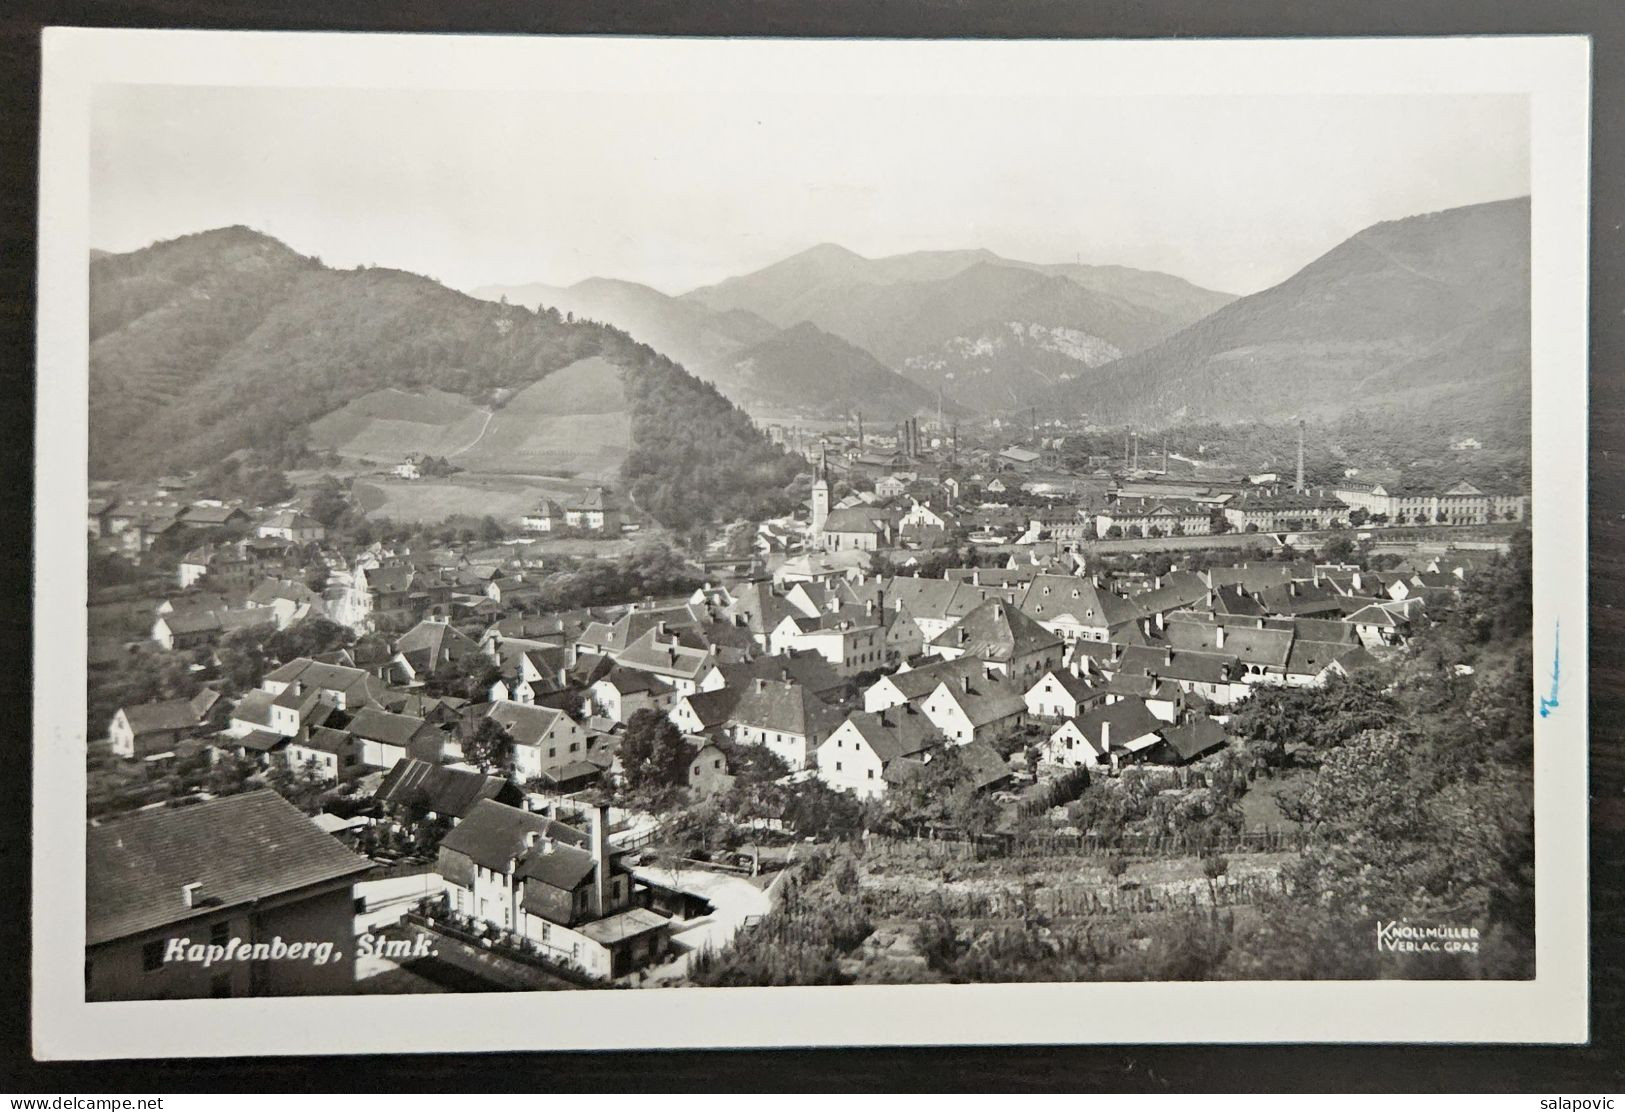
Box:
[811,443,831,534]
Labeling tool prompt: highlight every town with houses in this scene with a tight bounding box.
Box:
[84,410,1531,997]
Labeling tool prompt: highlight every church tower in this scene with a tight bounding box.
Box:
[811,445,831,535]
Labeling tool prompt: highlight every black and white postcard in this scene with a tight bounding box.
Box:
[32,29,1591,1057]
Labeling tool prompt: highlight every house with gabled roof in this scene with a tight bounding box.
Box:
[243,577,327,630]
[702,649,847,699]
[613,628,714,694]
[562,487,623,532]
[1346,602,1410,648]
[387,617,481,683]
[1023,667,1105,721]
[880,575,959,640]
[930,598,1064,684]
[1018,574,1141,648]
[437,800,670,979]
[722,676,848,770]
[109,689,224,760]
[151,605,277,652]
[474,701,589,786]
[919,669,1027,746]
[668,686,741,738]
[1041,698,1165,771]
[767,610,889,678]
[256,510,324,544]
[259,657,393,735]
[178,504,252,530]
[587,666,673,723]
[815,704,943,799]
[1283,640,1379,687]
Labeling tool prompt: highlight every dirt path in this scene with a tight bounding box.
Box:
[446,407,497,458]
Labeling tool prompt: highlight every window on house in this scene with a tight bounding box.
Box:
[210,921,229,947]
[835,761,842,771]
[867,769,875,779]
[142,940,165,973]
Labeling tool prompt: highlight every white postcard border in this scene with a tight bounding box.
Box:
[33,29,1592,1058]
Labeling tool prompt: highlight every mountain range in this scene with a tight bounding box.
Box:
[1049,196,1532,436]
[91,196,1532,512]
[476,244,1234,415]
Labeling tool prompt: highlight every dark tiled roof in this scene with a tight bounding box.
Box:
[120,698,203,735]
[840,705,941,764]
[346,707,433,748]
[1117,646,1240,685]
[481,701,569,748]
[729,679,845,738]
[86,790,372,946]
[439,799,589,875]
[678,687,742,729]
[1019,575,1140,628]
[374,757,511,819]
[932,598,1062,662]
[1159,717,1228,761]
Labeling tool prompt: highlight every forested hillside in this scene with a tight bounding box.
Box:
[89,227,806,529]
[725,322,945,419]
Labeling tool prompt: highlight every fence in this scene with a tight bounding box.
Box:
[366,858,438,881]
[865,825,1310,862]
[861,872,1287,922]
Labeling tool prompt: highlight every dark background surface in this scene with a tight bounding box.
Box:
[1,0,1621,1093]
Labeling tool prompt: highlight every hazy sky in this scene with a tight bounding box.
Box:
[90,82,1528,298]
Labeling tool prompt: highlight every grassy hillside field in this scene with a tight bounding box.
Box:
[307,356,635,483]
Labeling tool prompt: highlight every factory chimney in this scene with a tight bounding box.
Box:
[1295,420,1305,494]
[857,412,865,450]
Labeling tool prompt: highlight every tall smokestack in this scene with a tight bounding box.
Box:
[952,424,959,463]
[858,412,864,450]
[588,802,611,918]
[1296,420,1305,494]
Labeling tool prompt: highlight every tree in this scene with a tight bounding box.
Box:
[1105,525,1123,539]
[266,617,355,663]
[425,651,501,700]
[463,717,514,775]
[621,709,690,791]
[1201,854,1230,917]
[266,757,329,815]
[1322,534,1356,562]
[1347,507,1369,526]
